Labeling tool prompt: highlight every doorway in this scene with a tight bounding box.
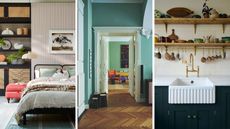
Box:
[94,27,142,102]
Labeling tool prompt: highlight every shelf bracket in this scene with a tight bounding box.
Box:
[194,46,197,55]
[222,24,225,33]
[165,23,168,33]
[194,24,197,34]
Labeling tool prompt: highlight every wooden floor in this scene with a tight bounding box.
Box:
[78,89,152,129]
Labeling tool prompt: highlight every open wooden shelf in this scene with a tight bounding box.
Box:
[155,18,230,33]
[155,43,230,47]
[0,35,31,38]
[155,18,230,24]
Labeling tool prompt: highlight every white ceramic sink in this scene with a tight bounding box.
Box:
[169,77,215,104]
[170,77,214,87]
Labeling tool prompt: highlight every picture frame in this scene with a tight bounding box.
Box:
[49,30,75,54]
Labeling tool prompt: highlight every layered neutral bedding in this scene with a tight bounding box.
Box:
[15,76,75,123]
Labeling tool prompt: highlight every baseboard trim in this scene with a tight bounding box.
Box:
[85,104,89,109]
[135,97,146,103]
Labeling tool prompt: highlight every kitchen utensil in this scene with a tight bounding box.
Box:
[176,48,181,60]
[210,9,219,19]
[14,43,23,50]
[201,48,206,63]
[203,35,212,43]
[165,48,171,60]
[167,7,193,17]
[194,38,204,43]
[171,52,176,60]
[222,37,230,43]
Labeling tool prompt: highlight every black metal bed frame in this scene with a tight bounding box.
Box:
[22,64,75,125]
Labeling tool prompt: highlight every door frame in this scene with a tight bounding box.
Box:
[93,27,142,102]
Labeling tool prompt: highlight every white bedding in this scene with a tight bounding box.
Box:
[15,77,75,123]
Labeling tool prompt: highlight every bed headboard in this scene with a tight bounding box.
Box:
[34,64,75,79]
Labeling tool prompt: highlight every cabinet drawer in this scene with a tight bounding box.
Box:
[8,7,30,17]
[9,69,30,83]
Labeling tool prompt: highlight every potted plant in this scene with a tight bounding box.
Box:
[202,0,213,18]
[6,48,26,64]
[0,38,6,48]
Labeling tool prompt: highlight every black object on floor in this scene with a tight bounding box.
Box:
[99,93,107,107]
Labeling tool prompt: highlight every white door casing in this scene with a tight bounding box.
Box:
[128,37,135,97]
[93,27,142,101]
[77,0,85,117]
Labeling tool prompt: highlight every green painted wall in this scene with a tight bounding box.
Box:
[140,36,152,98]
[109,42,129,71]
[83,1,152,103]
[92,3,143,26]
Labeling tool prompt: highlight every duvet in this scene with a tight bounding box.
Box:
[15,77,75,124]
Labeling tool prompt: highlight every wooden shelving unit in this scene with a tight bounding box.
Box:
[155,18,230,33]
[0,3,31,96]
[155,42,230,47]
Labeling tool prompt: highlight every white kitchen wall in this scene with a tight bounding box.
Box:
[31,3,75,78]
[155,0,230,76]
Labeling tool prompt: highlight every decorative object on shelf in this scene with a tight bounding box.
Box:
[2,39,12,50]
[14,43,23,50]
[0,54,6,62]
[194,38,204,43]
[155,10,162,18]
[22,28,28,35]
[164,49,171,60]
[22,51,36,60]
[16,28,23,35]
[167,7,193,17]
[6,48,26,64]
[222,37,230,43]
[203,35,213,43]
[171,52,176,60]
[219,13,228,18]
[2,28,14,35]
[192,15,201,18]
[49,30,75,54]
[202,0,212,18]
[168,29,179,42]
[159,36,171,43]
[210,9,219,19]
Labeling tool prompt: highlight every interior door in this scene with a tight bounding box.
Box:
[77,0,85,117]
[129,38,134,96]
[100,38,109,93]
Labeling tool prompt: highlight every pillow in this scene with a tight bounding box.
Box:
[39,68,57,77]
[67,68,75,77]
[35,70,40,78]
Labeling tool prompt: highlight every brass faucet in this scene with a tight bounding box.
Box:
[186,53,199,77]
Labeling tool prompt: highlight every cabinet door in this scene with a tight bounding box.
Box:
[155,87,162,129]
[9,69,30,83]
[169,109,194,129]
[225,93,230,129]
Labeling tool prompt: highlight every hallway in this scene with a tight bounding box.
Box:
[78,89,152,129]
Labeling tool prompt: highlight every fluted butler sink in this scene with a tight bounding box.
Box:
[169,77,215,104]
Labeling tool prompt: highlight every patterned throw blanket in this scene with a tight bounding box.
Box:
[22,77,75,97]
[15,77,75,124]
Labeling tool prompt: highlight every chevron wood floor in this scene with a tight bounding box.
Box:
[78,89,152,129]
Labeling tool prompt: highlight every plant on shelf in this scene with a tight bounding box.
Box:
[6,48,26,64]
[0,38,6,48]
[202,0,213,18]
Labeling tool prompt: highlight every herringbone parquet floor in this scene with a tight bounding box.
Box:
[78,89,152,129]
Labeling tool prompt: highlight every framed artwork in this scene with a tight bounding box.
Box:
[49,30,75,54]
[120,45,129,68]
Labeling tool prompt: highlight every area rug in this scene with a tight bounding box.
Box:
[5,114,75,129]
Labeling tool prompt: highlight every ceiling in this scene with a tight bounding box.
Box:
[0,0,75,3]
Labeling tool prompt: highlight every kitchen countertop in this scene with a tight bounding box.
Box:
[155,75,230,86]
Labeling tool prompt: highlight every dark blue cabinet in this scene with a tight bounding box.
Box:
[155,86,223,129]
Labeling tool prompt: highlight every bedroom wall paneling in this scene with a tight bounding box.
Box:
[31,3,75,78]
